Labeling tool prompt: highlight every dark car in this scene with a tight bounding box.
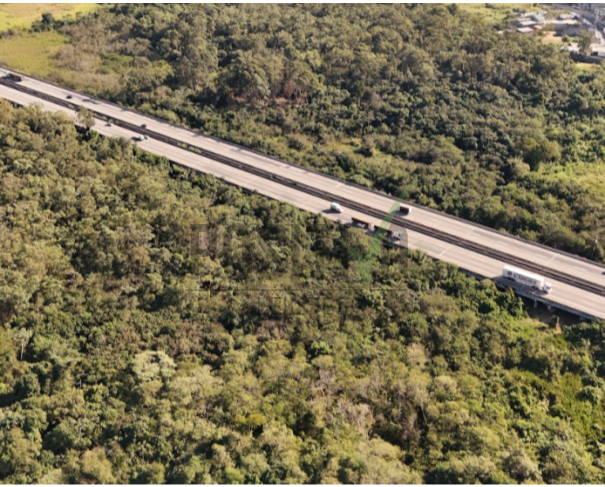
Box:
[66,95,73,99]
[141,124,147,129]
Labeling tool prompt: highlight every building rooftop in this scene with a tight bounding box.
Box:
[516,19,537,27]
[549,19,581,25]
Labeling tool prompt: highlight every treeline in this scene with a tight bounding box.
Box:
[1,101,605,483]
[38,3,605,261]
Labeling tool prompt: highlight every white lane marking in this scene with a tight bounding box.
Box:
[438,245,453,257]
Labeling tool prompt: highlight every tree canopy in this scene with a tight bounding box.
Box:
[3,4,605,483]
[0,99,605,483]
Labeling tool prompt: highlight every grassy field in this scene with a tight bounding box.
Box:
[574,61,600,72]
[545,161,605,196]
[0,3,98,31]
[0,4,103,78]
[0,31,68,76]
[457,3,543,24]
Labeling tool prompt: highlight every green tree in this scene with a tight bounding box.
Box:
[579,30,593,55]
[76,106,95,131]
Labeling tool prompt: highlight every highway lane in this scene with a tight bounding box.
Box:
[7,69,605,290]
[1,81,604,319]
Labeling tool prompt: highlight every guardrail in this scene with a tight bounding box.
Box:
[2,75,605,302]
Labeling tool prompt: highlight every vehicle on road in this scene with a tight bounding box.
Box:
[141,124,147,129]
[6,73,23,82]
[330,202,342,213]
[133,135,144,141]
[66,95,73,99]
[502,265,552,294]
[399,205,412,215]
[351,216,373,231]
[106,121,113,127]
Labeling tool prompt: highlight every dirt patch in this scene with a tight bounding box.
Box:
[541,31,565,44]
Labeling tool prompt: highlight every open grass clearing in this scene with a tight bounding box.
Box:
[0,31,67,76]
[0,3,98,31]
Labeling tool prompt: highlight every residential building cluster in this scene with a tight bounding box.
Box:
[508,7,605,58]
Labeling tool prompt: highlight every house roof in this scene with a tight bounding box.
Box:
[516,19,536,27]
[549,19,580,25]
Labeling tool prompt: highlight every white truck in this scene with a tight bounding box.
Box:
[502,265,552,294]
[330,202,343,213]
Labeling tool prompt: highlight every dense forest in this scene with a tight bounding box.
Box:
[3,4,605,484]
[30,3,605,262]
[1,97,605,483]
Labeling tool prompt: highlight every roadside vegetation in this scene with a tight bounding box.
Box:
[1,100,605,483]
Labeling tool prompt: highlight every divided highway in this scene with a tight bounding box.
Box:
[1,69,604,320]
